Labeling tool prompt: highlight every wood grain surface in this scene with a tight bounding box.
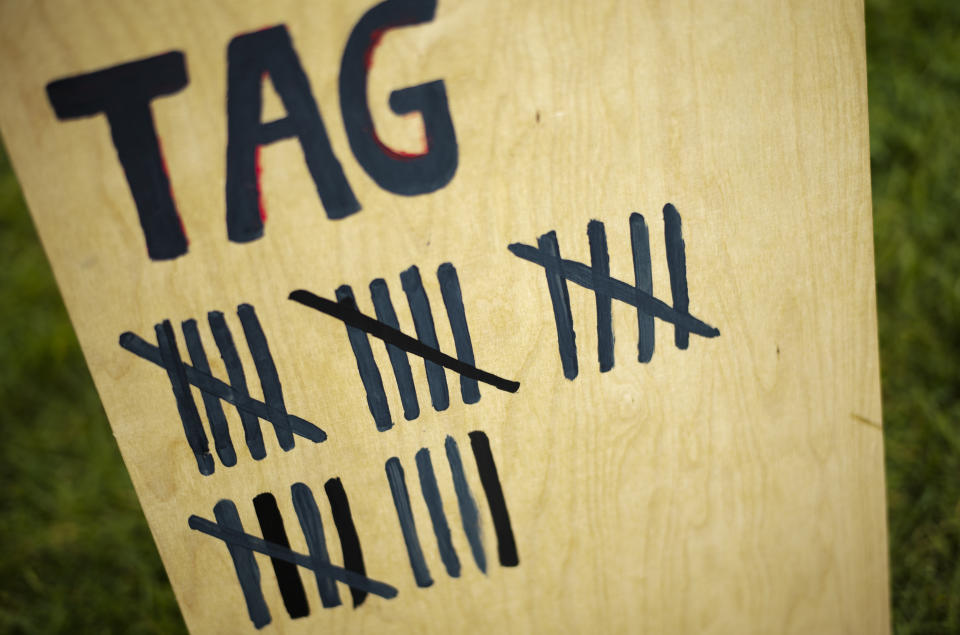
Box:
[0,0,888,633]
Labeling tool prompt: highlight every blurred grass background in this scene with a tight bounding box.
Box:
[0,0,957,632]
[870,0,960,632]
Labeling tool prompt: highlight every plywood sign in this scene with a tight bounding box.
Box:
[0,0,889,632]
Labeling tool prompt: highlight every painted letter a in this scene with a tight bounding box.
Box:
[226,25,361,243]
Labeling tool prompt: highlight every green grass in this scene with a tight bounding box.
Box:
[0,143,186,632]
[0,1,958,632]
[869,0,960,632]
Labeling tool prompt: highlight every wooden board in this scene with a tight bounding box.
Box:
[0,0,889,633]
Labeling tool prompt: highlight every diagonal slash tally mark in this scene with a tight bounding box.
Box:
[288,290,520,393]
[192,481,373,629]
[188,509,397,600]
[508,206,720,379]
[507,243,720,337]
[119,330,326,446]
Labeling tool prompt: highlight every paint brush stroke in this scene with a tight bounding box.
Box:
[290,483,341,609]
[336,285,394,431]
[445,436,486,573]
[437,263,481,404]
[253,493,309,618]
[325,478,368,608]
[401,265,450,411]
[469,431,519,567]
[370,278,420,421]
[385,457,433,587]
[416,448,461,577]
[289,290,519,393]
